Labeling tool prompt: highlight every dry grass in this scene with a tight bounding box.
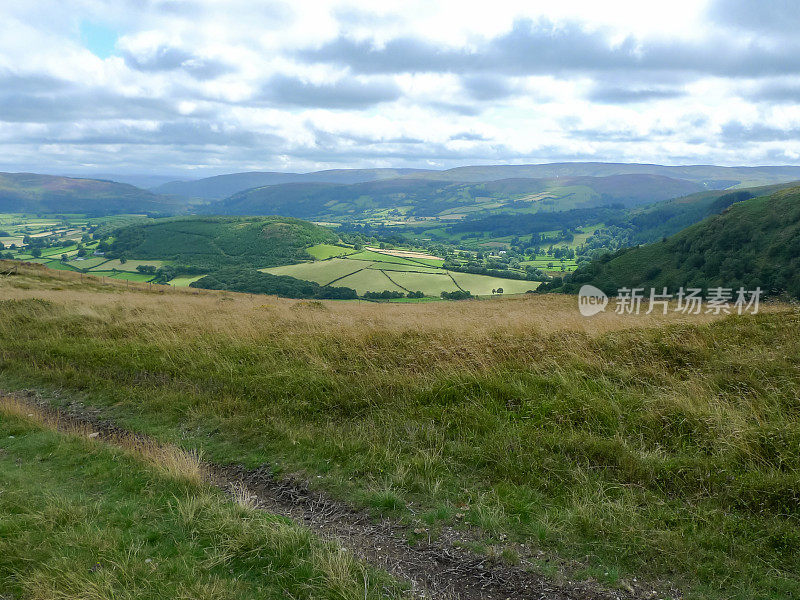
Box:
[0,258,738,343]
[0,395,205,485]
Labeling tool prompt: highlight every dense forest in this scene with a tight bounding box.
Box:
[109,216,338,270]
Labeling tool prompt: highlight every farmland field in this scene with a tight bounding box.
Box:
[383,269,459,295]
[449,271,539,295]
[333,267,407,294]
[263,257,375,284]
[167,274,206,287]
[88,258,165,272]
[305,242,358,259]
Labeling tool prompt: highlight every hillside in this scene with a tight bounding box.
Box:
[153,168,431,200]
[612,181,800,245]
[211,174,704,221]
[110,216,338,270]
[1,264,799,600]
[545,185,800,298]
[0,172,183,215]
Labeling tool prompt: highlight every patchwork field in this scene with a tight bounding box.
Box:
[266,244,538,297]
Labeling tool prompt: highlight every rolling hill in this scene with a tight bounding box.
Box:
[211,174,704,221]
[0,172,183,216]
[409,162,800,187]
[109,216,338,270]
[151,163,800,203]
[152,168,431,201]
[544,185,800,298]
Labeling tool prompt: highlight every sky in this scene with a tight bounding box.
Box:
[2,0,800,178]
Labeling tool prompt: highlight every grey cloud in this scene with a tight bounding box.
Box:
[450,132,489,141]
[297,18,800,78]
[0,72,74,94]
[0,89,190,123]
[708,0,800,35]
[461,75,515,101]
[587,85,685,104]
[260,75,402,109]
[742,80,800,102]
[2,120,280,148]
[426,101,482,116]
[123,45,233,79]
[720,121,800,142]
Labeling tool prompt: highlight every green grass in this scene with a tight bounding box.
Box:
[167,275,207,287]
[334,268,406,294]
[91,258,164,272]
[0,277,799,599]
[382,270,458,296]
[87,270,155,282]
[448,272,540,295]
[0,407,403,600]
[264,258,375,285]
[347,250,425,267]
[305,243,357,260]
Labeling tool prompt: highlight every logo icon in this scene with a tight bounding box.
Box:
[578,285,608,317]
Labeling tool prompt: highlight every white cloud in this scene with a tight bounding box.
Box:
[1,0,799,176]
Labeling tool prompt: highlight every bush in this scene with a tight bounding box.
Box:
[363,290,405,300]
[441,290,472,300]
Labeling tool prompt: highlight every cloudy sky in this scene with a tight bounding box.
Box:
[2,0,800,177]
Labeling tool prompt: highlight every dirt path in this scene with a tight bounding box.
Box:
[12,390,660,600]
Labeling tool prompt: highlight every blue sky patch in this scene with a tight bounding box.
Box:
[79,21,118,58]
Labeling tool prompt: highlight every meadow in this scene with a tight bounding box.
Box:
[1,262,798,599]
[0,397,401,599]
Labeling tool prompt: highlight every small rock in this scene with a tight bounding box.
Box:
[88,432,100,438]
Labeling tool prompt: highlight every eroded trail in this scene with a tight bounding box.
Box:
[13,391,648,600]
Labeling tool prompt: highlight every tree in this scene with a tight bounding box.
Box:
[61,254,68,262]
[31,248,42,258]
[77,248,87,257]
[496,287,503,294]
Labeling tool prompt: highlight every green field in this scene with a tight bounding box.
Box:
[264,257,374,285]
[449,271,539,295]
[89,258,165,272]
[332,268,407,294]
[88,270,155,282]
[0,400,401,600]
[265,250,539,297]
[167,274,207,287]
[305,243,357,260]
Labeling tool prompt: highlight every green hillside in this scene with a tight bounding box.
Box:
[0,173,183,216]
[608,181,800,245]
[110,216,338,270]
[544,185,800,298]
[212,174,703,221]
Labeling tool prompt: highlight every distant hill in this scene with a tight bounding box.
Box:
[0,172,182,216]
[410,162,800,188]
[211,174,704,221]
[543,185,800,298]
[109,216,338,270]
[152,168,432,201]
